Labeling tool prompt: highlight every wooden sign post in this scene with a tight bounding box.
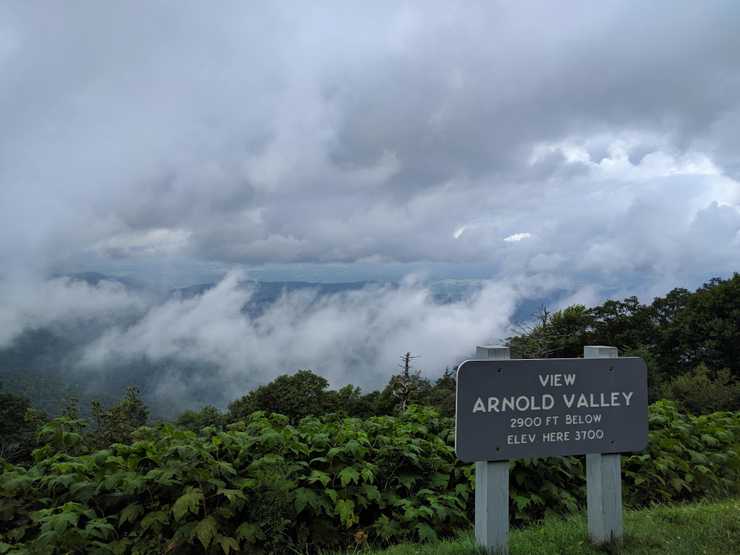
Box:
[457,345,647,554]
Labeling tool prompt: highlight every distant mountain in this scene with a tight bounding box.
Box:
[52,271,149,291]
[170,279,377,299]
[171,280,383,318]
[0,368,119,418]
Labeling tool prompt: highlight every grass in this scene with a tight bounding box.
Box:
[345,498,740,555]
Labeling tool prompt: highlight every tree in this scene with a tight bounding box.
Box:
[228,369,333,423]
[425,367,457,417]
[662,363,740,414]
[324,385,378,418]
[652,275,740,379]
[0,389,46,464]
[90,387,149,448]
[505,274,740,396]
[508,305,594,358]
[176,405,226,432]
[376,353,433,414]
[590,296,656,351]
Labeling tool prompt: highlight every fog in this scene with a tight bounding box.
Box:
[73,271,515,407]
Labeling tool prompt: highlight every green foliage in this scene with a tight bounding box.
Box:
[89,387,149,449]
[228,369,337,423]
[509,456,584,522]
[376,373,433,415]
[0,407,469,553]
[324,385,380,418]
[0,389,46,464]
[0,402,737,554]
[509,304,594,359]
[623,400,740,504]
[176,405,227,432]
[0,366,119,420]
[424,369,457,418]
[661,364,740,414]
[653,276,740,378]
[507,274,740,406]
[225,357,457,424]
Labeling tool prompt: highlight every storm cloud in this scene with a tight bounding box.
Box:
[2,1,739,281]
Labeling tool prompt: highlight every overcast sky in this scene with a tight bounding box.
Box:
[2,1,739,293]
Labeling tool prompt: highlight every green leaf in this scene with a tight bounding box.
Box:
[109,539,132,555]
[307,470,331,486]
[361,484,381,503]
[294,488,319,514]
[236,522,264,543]
[140,510,168,531]
[338,467,360,487]
[430,472,449,489]
[172,488,204,521]
[86,518,115,540]
[119,503,144,526]
[398,473,417,489]
[360,466,375,483]
[416,522,438,542]
[194,516,218,549]
[216,535,240,554]
[701,434,719,447]
[217,488,246,504]
[513,495,531,511]
[336,499,357,528]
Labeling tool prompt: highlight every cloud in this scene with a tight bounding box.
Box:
[80,271,518,407]
[0,2,738,285]
[92,228,193,258]
[504,233,532,243]
[0,275,147,348]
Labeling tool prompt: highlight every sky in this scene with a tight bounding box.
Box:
[1,2,739,405]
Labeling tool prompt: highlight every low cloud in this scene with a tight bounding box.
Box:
[80,271,517,407]
[0,275,147,348]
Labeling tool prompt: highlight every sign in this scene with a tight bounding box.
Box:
[455,357,648,462]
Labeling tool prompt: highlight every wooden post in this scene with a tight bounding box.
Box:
[584,345,623,545]
[474,346,510,554]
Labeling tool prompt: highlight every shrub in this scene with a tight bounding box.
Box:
[0,407,469,554]
[623,400,740,504]
[0,391,46,465]
[662,364,740,414]
[0,403,737,554]
[228,369,337,423]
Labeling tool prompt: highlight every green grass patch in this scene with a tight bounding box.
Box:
[348,498,740,555]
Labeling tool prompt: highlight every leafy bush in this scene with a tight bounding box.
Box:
[661,364,740,414]
[228,369,335,423]
[0,390,46,465]
[176,405,227,432]
[0,407,469,554]
[0,403,738,554]
[623,400,740,504]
